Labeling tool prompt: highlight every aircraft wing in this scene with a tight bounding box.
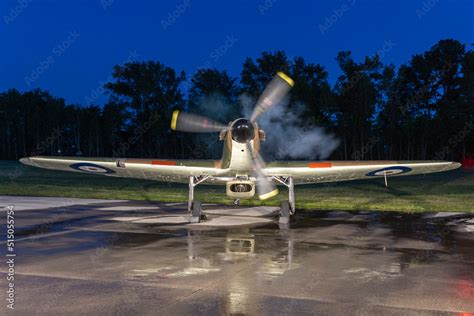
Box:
[19,156,224,184]
[264,161,461,185]
[20,157,462,185]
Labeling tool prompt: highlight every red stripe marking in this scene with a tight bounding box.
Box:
[308,162,332,168]
[151,160,176,166]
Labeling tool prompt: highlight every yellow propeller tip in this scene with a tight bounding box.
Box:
[171,110,179,130]
[259,189,279,200]
[276,72,294,87]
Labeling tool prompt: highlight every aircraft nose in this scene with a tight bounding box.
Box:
[231,118,255,143]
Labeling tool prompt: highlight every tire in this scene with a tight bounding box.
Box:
[279,200,291,226]
[280,200,290,218]
[192,201,202,218]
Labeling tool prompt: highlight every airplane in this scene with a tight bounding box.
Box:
[19,72,461,224]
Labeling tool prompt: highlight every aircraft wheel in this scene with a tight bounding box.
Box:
[279,200,291,225]
[190,201,203,223]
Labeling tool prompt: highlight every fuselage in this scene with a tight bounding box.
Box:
[217,118,264,198]
[218,118,262,171]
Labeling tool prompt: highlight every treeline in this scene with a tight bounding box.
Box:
[1,39,472,161]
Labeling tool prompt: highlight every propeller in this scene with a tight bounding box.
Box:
[250,71,294,122]
[171,72,294,133]
[170,72,295,200]
[246,141,278,200]
[171,110,227,133]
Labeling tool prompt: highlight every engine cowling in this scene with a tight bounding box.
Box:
[226,181,255,198]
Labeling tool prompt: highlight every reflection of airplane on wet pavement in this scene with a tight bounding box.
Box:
[19,72,461,224]
[193,230,296,314]
[187,229,294,272]
[134,229,296,315]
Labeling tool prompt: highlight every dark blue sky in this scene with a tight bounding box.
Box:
[1,0,472,105]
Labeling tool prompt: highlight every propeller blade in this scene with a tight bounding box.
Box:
[246,142,278,200]
[250,72,294,122]
[170,110,227,133]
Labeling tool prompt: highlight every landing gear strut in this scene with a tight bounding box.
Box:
[272,176,295,225]
[188,175,210,223]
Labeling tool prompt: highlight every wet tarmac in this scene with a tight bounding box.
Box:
[1,196,473,315]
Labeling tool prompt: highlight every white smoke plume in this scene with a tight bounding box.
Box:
[195,92,239,123]
[240,94,340,160]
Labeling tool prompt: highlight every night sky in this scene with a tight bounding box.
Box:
[1,0,472,105]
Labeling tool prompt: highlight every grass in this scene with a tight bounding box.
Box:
[1,160,473,212]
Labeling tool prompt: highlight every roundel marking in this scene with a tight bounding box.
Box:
[70,163,116,174]
[366,166,412,177]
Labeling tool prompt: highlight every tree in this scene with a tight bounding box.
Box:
[188,68,239,122]
[0,39,471,162]
[458,49,474,158]
[290,56,333,126]
[430,39,466,159]
[187,69,240,158]
[105,61,186,157]
[241,51,291,99]
[384,39,467,160]
[100,101,130,157]
[333,51,384,159]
